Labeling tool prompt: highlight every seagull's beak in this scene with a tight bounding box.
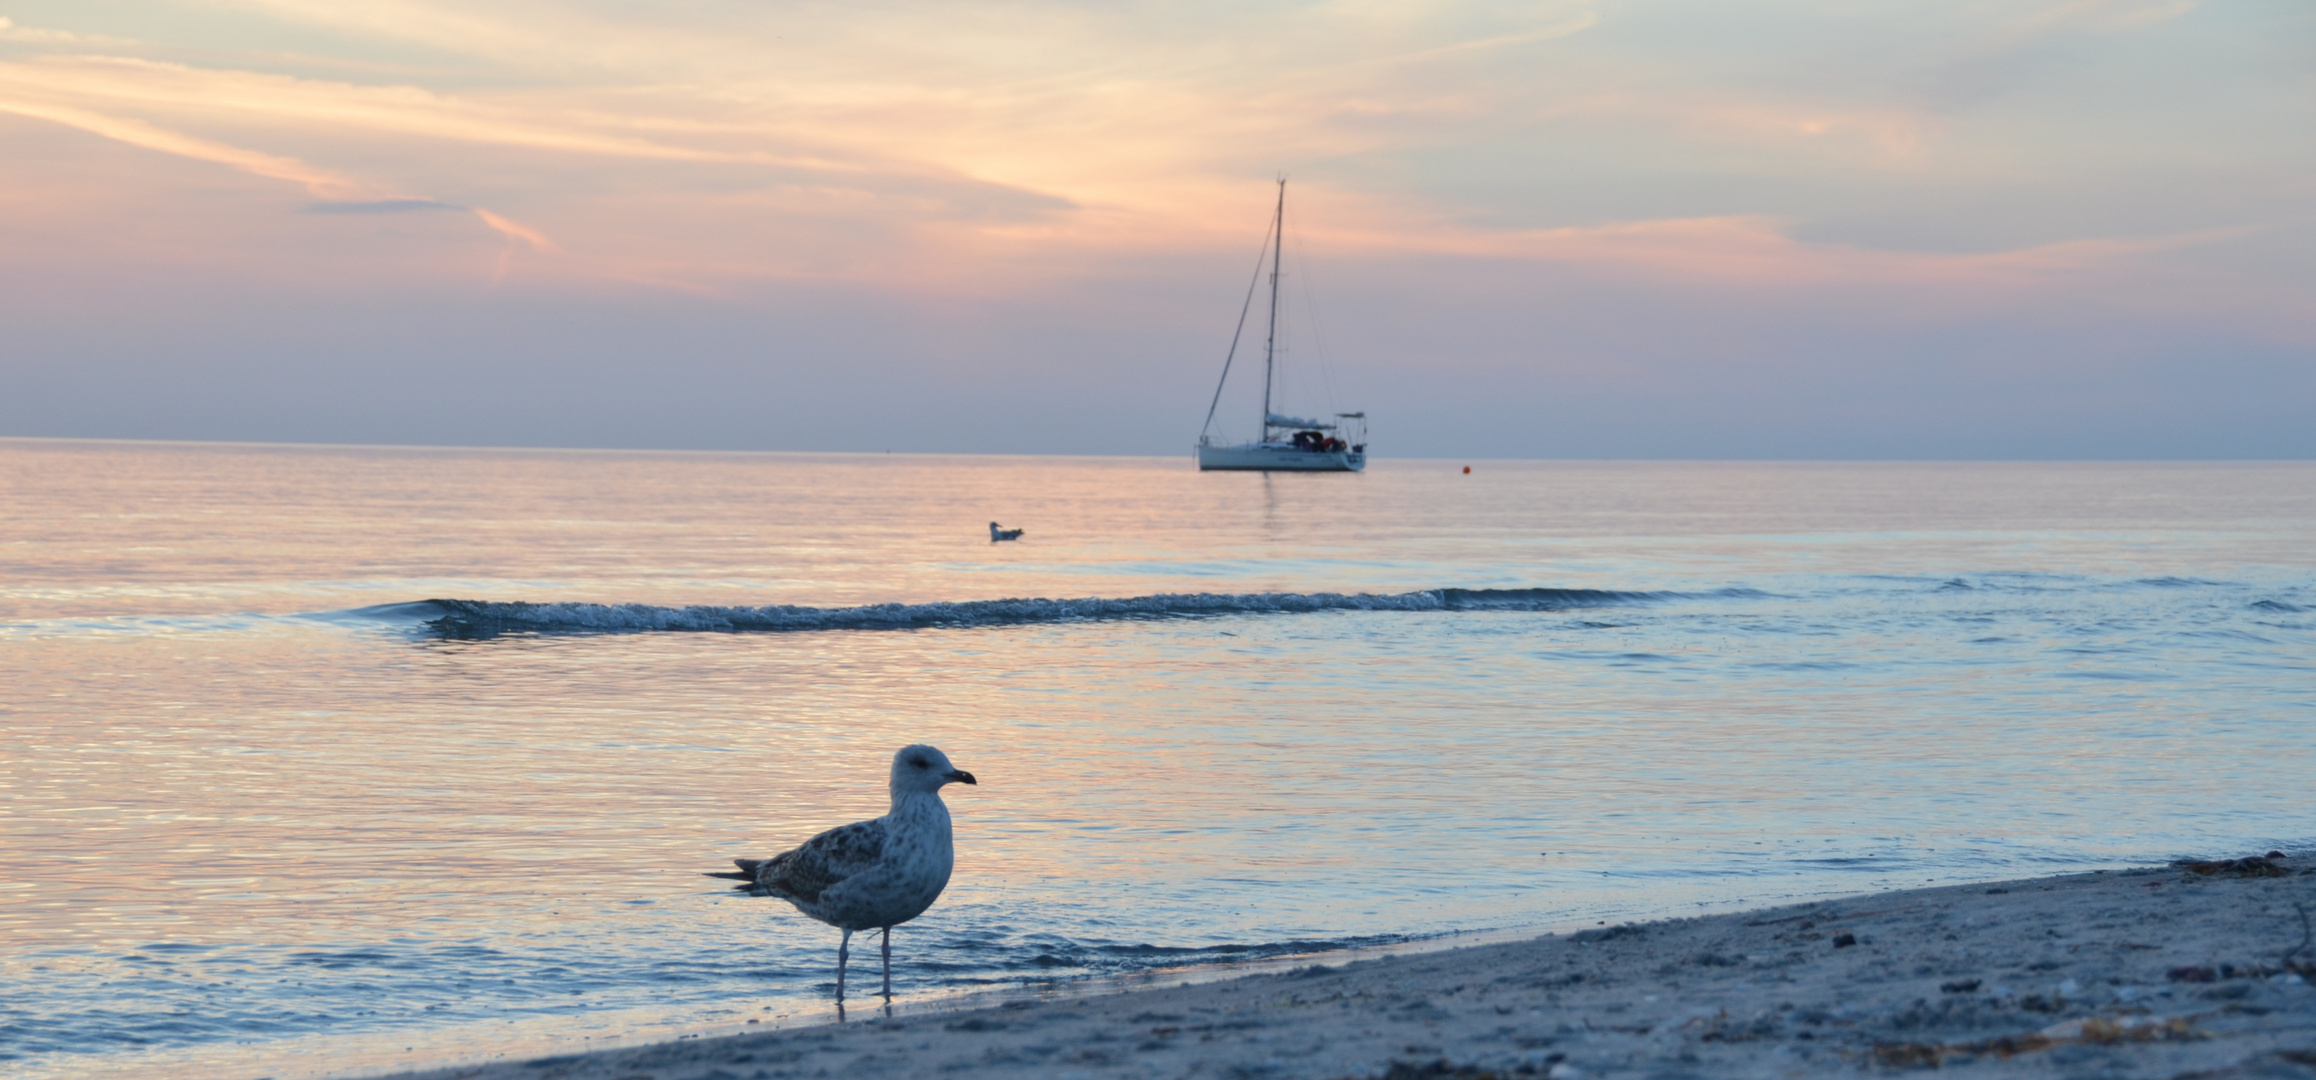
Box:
[946,769,977,786]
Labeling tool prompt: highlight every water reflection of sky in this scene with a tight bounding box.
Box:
[2,442,2312,1078]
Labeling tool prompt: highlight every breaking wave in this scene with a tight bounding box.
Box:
[405,587,1718,639]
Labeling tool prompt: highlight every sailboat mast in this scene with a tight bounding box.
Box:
[1260,177,1284,434]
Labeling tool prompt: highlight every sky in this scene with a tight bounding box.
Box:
[1,0,2311,458]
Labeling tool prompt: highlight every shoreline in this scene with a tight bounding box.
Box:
[372,854,2315,1080]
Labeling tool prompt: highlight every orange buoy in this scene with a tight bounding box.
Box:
[1462,466,1471,474]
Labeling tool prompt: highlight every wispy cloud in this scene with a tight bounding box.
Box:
[2013,0,2202,36]
[471,207,556,253]
[0,86,560,268]
[1302,211,2245,291]
[0,93,376,199]
[302,198,462,214]
[0,15,89,44]
[0,57,852,169]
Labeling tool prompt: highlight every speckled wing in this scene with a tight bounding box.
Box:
[714,819,888,905]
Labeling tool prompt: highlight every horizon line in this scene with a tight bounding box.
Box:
[2,434,2311,465]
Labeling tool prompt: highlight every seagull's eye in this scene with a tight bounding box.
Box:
[909,758,929,768]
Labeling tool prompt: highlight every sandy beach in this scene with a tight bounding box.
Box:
[376,853,2314,1080]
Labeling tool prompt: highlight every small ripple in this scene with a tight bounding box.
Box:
[2182,628,2278,644]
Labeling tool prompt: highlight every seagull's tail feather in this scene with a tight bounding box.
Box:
[705,857,768,892]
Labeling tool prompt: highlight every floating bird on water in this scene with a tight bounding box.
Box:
[989,522,1024,541]
[708,744,977,1005]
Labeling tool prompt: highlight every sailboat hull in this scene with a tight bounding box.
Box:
[1197,443,1365,472]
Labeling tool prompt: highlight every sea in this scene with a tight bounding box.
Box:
[3,438,2312,1079]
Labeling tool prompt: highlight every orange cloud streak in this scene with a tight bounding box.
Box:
[0,91,560,271]
[0,95,374,199]
[471,207,558,253]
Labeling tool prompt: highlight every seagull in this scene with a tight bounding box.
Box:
[989,522,1024,541]
[707,744,977,1005]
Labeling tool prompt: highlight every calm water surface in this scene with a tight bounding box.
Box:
[3,440,2312,1078]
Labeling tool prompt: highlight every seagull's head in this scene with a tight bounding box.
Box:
[891,744,976,796]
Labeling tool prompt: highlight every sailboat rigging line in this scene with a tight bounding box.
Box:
[1288,206,1342,418]
[1200,197,1280,442]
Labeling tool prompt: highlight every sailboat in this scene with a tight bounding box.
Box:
[1196,179,1367,472]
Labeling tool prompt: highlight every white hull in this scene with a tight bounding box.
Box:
[1197,442,1365,472]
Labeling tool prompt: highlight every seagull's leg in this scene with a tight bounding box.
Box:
[881,927,893,1001]
[837,928,852,1005]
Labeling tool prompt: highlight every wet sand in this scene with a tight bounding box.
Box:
[377,855,2315,1079]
